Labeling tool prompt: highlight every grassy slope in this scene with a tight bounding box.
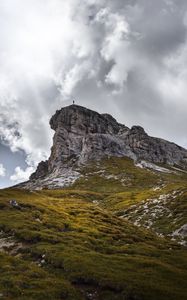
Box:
[73,158,187,240]
[0,158,187,299]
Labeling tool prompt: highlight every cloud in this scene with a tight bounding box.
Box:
[0,164,6,177]
[0,0,187,185]
[10,166,34,183]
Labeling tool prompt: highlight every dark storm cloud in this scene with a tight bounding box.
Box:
[0,0,187,185]
[130,0,187,60]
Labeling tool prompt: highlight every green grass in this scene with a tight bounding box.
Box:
[0,157,187,299]
[73,157,161,193]
[72,158,187,240]
[0,185,186,299]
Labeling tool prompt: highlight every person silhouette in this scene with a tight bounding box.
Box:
[73,100,75,105]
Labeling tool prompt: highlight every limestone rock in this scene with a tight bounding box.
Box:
[18,104,187,187]
[125,125,187,165]
[30,161,48,180]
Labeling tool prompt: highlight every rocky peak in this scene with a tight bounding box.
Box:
[49,105,125,135]
[29,104,187,183]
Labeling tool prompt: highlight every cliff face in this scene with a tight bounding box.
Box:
[29,104,187,183]
[125,126,187,165]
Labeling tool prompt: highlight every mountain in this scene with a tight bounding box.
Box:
[2,104,187,299]
[18,104,187,189]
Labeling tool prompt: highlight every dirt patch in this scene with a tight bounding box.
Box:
[0,231,23,256]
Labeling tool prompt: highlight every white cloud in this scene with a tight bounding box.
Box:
[0,164,6,177]
[10,166,34,183]
[98,8,133,89]
[0,0,105,175]
[56,61,94,96]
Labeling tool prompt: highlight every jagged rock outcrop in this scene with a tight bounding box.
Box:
[18,104,187,189]
[126,125,187,165]
[32,104,187,179]
[36,105,134,178]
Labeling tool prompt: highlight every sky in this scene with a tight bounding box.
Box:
[0,0,187,188]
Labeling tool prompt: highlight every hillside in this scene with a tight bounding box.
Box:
[0,157,187,299]
[1,105,187,299]
[71,157,187,247]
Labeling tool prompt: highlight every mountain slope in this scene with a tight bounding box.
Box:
[0,187,187,300]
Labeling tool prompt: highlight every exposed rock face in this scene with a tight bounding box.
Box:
[30,161,48,180]
[126,125,187,165]
[21,104,187,187]
[39,105,133,177]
